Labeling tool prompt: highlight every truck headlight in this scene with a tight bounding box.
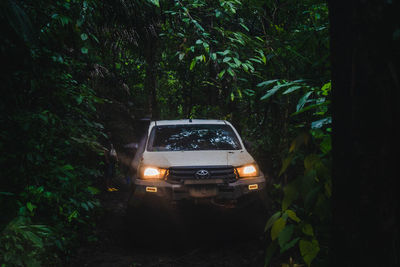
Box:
[236,164,258,178]
[142,167,167,179]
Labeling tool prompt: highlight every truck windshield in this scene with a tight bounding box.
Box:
[147,124,242,151]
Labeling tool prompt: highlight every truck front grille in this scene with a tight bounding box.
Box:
[167,166,237,183]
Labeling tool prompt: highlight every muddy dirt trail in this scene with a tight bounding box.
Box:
[71,175,269,267]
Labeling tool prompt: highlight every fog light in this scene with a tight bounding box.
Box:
[248,184,258,190]
[146,187,157,193]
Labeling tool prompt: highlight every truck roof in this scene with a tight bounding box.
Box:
[150,119,227,127]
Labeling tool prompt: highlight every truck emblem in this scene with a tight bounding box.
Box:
[195,169,209,179]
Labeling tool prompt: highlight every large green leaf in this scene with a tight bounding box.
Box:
[190,58,196,70]
[299,239,320,266]
[286,209,301,223]
[223,56,232,63]
[243,89,255,96]
[265,211,282,232]
[256,79,278,87]
[227,68,235,77]
[282,85,302,95]
[296,91,313,112]
[217,49,230,56]
[147,0,160,7]
[302,223,314,236]
[282,181,299,211]
[240,22,249,31]
[311,117,331,129]
[202,42,209,52]
[291,101,330,116]
[321,81,331,95]
[218,69,226,78]
[280,237,300,253]
[210,53,217,61]
[233,57,241,66]
[278,224,294,248]
[260,83,289,100]
[271,217,286,240]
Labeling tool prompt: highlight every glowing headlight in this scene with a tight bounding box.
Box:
[236,164,258,178]
[142,167,167,179]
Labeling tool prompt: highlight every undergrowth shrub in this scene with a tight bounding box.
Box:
[264,82,332,266]
[1,0,104,265]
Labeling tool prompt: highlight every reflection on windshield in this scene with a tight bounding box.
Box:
[147,124,242,151]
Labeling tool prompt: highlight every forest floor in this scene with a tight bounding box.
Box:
[70,175,270,267]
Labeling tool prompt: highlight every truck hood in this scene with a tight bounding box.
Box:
[141,150,255,168]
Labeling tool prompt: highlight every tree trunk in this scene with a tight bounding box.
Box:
[329,1,399,266]
[144,39,159,120]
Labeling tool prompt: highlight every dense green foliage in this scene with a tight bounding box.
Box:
[1,0,330,266]
[0,0,104,265]
[264,82,331,266]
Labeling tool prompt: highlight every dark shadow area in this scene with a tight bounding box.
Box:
[71,178,269,267]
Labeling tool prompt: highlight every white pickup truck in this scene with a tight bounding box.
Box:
[128,119,266,207]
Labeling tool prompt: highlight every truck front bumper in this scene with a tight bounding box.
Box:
[130,176,266,202]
